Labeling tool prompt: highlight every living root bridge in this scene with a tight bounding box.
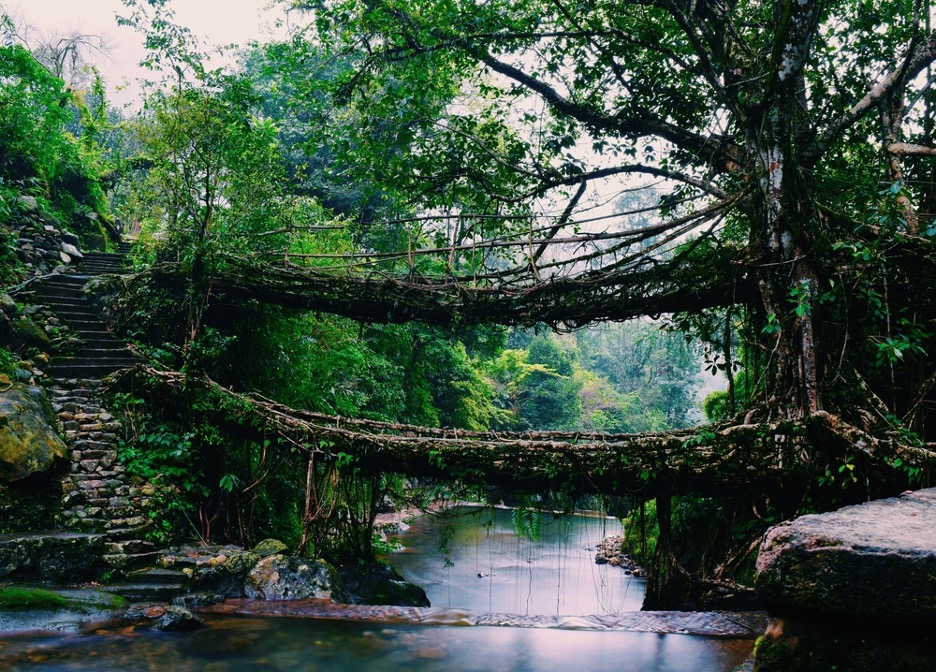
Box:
[114,366,936,498]
[138,248,749,329]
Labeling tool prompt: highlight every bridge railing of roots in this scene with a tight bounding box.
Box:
[112,365,935,500]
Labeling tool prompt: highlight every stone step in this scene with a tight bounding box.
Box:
[106,539,157,556]
[105,582,186,602]
[78,259,125,267]
[76,338,125,349]
[38,300,95,311]
[77,265,125,273]
[73,347,137,357]
[82,252,126,260]
[126,567,190,586]
[54,354,141,366]
[54,320,111,333]
[35,286,86,300]
[53,360,141,374]
[44,274,92,286]
[44,307,100,320]
[51,363,136,378]
[107,523,154,541]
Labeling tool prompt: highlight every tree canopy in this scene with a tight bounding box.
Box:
[4,0,936,607]
[211,0,933,435]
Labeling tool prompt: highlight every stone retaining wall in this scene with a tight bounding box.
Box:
[52,378,156,568]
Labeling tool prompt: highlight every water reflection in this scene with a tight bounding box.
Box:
[386,505,644,615]
[0,505,756,671]
[0,616,754,672]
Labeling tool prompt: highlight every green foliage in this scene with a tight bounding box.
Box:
[0,39,111,243]
[0,208,20,284]
[0,347,17,378]
[487,324,701,432]
[112,392,210,542]
[623,499,658,566]
[510,497,542,542]
[702,390,731,423]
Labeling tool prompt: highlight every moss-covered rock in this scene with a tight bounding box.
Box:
[251,538,288,558]
[0,471,64,534]
[10,318,51,352]
[0,383,67,482]
[190,549,262,597]
[0,586,127,633]
[753,616,936,671]
[245,555,348,602]
[0,586,71,610]
[0,532,107,582]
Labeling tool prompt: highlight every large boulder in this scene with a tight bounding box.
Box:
[338,560,430,607]
[755,488,936,623]
[0,383,67,482]
[245,555,347,602]
[753,489,936,671]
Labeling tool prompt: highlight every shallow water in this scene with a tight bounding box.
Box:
[386,505,644,615]
[0,506,755,670]
[0,615,754,672]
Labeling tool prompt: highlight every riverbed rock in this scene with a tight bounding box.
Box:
[0,383,68,482]
[0,587,127,633]
[245,555,348,602]
[755,488,936,623]
[338,560,430,607]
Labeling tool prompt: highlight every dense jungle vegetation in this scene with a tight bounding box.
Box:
[2,0,935,608]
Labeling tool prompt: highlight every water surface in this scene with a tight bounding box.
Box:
[386,505,644,615]
[0,615,754,671]
[0,506,755,671]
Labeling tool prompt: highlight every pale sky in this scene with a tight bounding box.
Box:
[1,0,283,105]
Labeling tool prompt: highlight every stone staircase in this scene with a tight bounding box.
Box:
[108,566,190,602]
[33,241,158,575]
[36,242,141,380]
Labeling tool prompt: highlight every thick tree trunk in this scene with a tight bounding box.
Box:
[746,0,825,419]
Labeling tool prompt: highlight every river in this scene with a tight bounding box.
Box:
[0,506,755,670]
[385,505,644,615]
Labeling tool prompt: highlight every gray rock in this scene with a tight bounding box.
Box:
[0,294,16,316]
[15,195,38,213]
[152,606,203,631]
[755,488,936,622]
[60,242,84,260]
[0,383,68,481]
[245,555,347,602]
